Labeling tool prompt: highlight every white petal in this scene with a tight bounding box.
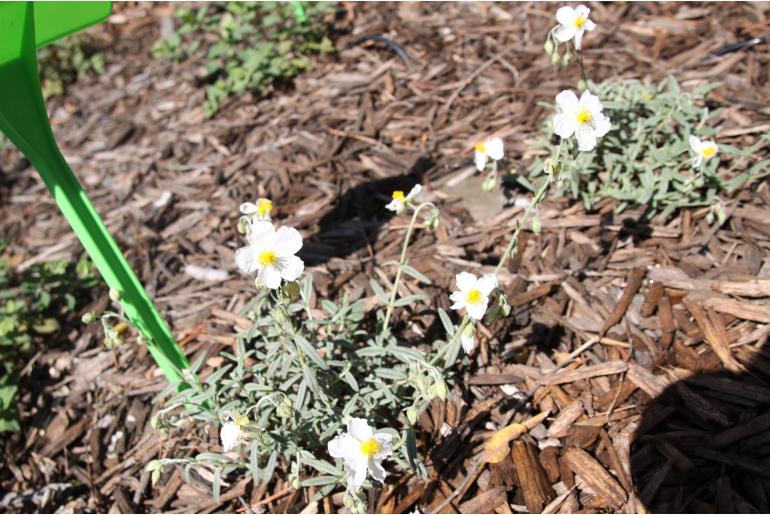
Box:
[689,135,702,151]
[593,113,611,137]
[235,245,256,273]
[555,90,579,112]
[368,459,387,482]
[328,433,359,460]
[221,421,241,452]
[574,5,590,19]
[455,272,478,292]
[553,113,577,139]
[576,125,597,152]
[583,19,596,31]
[373,433,394,459]
[274,226,303,256]
[347,418,373,441]
[248,220,275,244]
[555,6,576,25]
[485,138,504,160]
[474,150,487,171]
[385,199,403,213]
[574,29,585,50]
[461,331,476,353]
[554,24,577,43]
[349,456,369,488]
[692,155,703,169]
[466,301,488,321]
[280,255,304,281]
[477,273,498,296]
[407,184,422,200]
[450,293,466,311]
[240,202,258,214]
[260,266,283,289]
[579,90,602,113]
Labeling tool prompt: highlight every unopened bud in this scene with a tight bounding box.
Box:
[406,406,418,425]
[561,52,571,66]
[109,289,121,302]
[531,215,542,233]
[544,39,554,56]
[81,311,98,324]
[482,173,498,192]
[551,52,560,65]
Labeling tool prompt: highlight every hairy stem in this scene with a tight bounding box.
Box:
[380,202,434,340]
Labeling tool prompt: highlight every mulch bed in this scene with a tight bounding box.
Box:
[2,1,770,513]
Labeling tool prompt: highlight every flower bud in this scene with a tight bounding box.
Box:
[482,173,498,192]
[81,311,98,324]
[406,406,418,425]
[434,378,448,400]
[551,52,561,65]
[281,281,301,303]
[237,216,251,235]
[531,215,542,233]
[109,288,122,302]
[544,39,554,56]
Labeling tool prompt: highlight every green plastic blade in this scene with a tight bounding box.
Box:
[0,2,191,386]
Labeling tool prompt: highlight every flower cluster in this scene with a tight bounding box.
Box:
[235,200,304,289]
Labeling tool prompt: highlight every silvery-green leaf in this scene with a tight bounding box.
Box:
[294,335,328,370]
[401,264,432,284]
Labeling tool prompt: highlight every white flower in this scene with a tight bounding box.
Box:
[328,418,394,489]
[553,90,611,151]
[450,272,497,321]
[689,135,718,170]
[461,323,476,353]
[220,421,241,452]
[240,198,273,220]
[554,5,596,50]
[386,184,422,214]
[235,221,304,289]
[473,137,504,171]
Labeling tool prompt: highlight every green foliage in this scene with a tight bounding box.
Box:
[152,1,336,116]
[37,34,105,99]
[0,240,99,431]
[152,272,444,497]
[528,77,769,220]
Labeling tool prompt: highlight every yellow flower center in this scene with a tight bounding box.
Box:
[702,145,717,158]
[466,288,483,305]
[257,199,272,217]
[360,438,381,458]
[574,15,586,28]
[474,142,487,153]
[257,250,278,267]
[576,108,593,125]
[392,190,405,201]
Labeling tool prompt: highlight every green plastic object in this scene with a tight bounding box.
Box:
[0,2,191,386]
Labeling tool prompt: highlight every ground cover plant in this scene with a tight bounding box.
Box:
[2,2,770,513]
[152,1,336,116]
[144,4,767,510]
[0,241,97,432]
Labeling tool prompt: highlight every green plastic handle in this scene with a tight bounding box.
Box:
[0,2,191,386]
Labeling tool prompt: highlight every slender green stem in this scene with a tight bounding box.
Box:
[575,47,590,89]
[380,202,435,340]
[430,316,469,367]
[495,141,564,275]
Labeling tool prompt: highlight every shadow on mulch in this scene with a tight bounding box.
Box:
[300,155,435,265]
[631,341,770,513]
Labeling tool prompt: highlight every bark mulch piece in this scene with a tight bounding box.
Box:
[1,1,769,513]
